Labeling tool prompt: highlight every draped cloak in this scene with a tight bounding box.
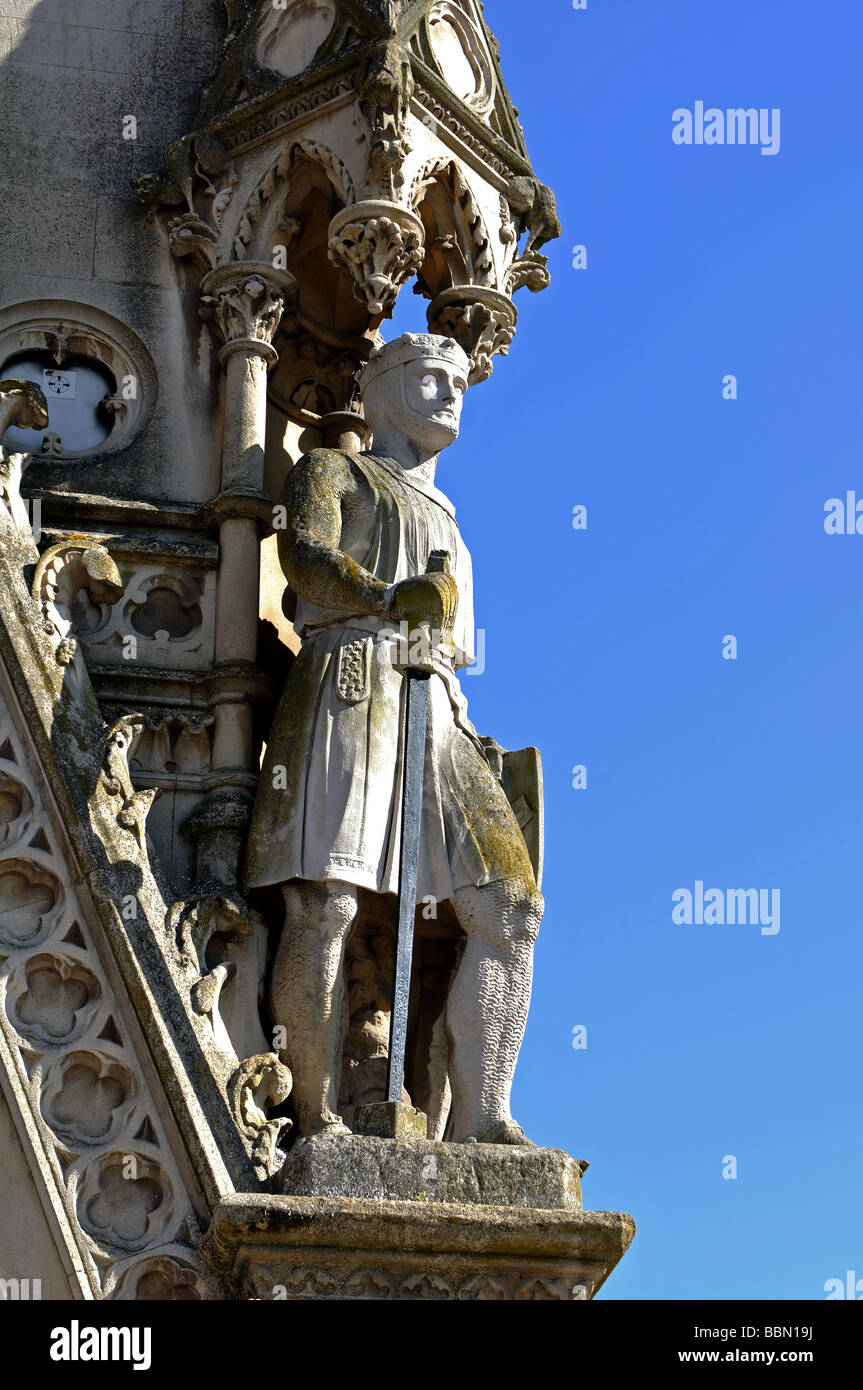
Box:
[244,451,533,902]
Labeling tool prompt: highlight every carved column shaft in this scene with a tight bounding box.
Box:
[195,266,297,883]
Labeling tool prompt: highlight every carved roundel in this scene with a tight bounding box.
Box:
[0,773,33,850]
[0,858,62,948]
[41,1050,137,1148]
[255,0,337,80]
[109,1254,202,1301]
[78,1152,175,1252]
[428,2,496,114]
[7,953,102,1045]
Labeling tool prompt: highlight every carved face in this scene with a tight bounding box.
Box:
[363,353,468,456]
[402,359,467,445]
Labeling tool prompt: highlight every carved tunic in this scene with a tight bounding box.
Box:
[245,451,532,901]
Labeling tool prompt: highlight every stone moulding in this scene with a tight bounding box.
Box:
[206,1193,636,1302]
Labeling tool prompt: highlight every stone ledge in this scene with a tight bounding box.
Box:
[282,1134,586,1210]
[206,1194,636,1301]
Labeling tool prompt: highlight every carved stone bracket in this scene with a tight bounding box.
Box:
[227,1054,293,1181]
[328,201,425,320]
[427,286,517,384]
[199,263,298,366]
[32,540,124,669]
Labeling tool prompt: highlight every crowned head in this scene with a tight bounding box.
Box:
[358,333,471,456]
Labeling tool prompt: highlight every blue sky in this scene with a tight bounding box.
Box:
[392,0,863,1298]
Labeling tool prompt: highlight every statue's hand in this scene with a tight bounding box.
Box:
[390,571,459,632]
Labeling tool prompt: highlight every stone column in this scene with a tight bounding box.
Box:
[194,262,298,886]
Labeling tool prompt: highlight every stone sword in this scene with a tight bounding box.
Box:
[386,549,456,1105]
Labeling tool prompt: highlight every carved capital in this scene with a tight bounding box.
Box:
[200,263,298,367]
[427,286,517,385]
[328,201,425,320]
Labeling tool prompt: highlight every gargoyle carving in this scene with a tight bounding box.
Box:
[505,176,562,254]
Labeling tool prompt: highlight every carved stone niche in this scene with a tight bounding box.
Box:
[231,143,361,336]
[266,331,373,455]
[410,161,495,298]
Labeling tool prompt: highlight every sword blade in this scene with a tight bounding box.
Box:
[386,669,430,1104]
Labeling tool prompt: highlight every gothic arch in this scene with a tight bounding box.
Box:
[233,140,356,261]
[410,158,494,299]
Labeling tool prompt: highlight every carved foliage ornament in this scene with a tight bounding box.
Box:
[0,379,47,557]
[426,285,516,384]
[328,201,425,319]
[228,1052,293,1180]
[200,263,298,364]
[32,541,124,669]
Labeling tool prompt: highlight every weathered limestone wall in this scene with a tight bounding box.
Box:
[0,1083,72,1299]
[0,0,225,503]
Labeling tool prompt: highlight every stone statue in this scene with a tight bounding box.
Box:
[245,333,544,1146]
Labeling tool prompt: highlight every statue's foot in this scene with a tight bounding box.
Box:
[470,1120,537,1147]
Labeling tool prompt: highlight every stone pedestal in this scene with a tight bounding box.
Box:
[206,1138,635,1301]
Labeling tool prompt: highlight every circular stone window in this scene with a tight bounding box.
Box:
[2,350,117,454]
[0,302,157,462]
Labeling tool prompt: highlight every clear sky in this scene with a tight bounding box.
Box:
[391,0,863,1299]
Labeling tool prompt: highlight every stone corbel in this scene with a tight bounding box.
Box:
[32,540,124,668]
[167,214,220,276]
[427,286,517,385]
[328,201,425,320]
